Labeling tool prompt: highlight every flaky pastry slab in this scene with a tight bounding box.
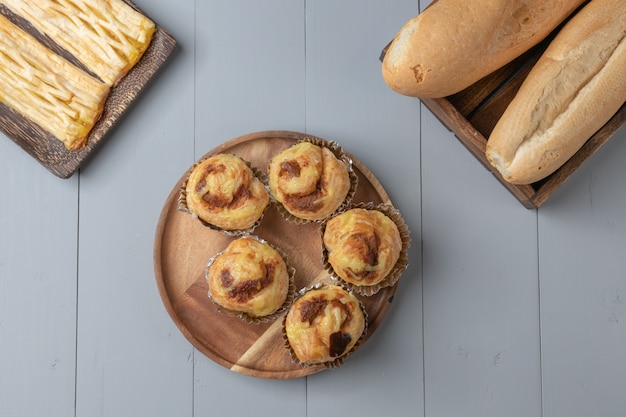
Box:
[0,14,110,150]
[3,0,156,86]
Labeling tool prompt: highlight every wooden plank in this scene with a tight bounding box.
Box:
[416,3,541,416]
[421,99,542,417]
[191,0,308,414]
[72,1,194,416]
[538,126,626,416]
[0,137,78,415]
[304,0,424,415]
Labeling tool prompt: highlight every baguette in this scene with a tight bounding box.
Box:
[381,0,586,98]
[486,0,626,185]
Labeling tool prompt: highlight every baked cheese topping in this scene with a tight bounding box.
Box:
[3,0,156,86]
[0,14,110,150]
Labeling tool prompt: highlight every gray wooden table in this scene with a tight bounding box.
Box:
[1,1,625,416]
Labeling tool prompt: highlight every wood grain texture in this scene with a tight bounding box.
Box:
[421,107,544,417]
[154,131,405,379]
[538,125,626,417]
[0,2,176,178]
[0,140,79,417]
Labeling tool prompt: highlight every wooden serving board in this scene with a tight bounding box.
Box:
[0,2,176,179]
[381,0,626,208]
[153,131,401,379]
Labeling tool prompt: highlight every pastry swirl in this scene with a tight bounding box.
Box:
[207,237,290,318]
[268,141,351,221]
[184,154,269,231]
[285,285,365,364]
[323,208,402,287]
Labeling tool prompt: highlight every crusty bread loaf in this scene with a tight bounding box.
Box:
[381,0,586,98]
[486,0,626,185]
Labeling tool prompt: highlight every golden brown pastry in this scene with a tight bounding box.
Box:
[184,154,270,231]
[0,14,110,150]
[268,141,351,221]
[285,285,365,364]
[3,0,156,86]
[323,208,402,287]
[207,237,290,318]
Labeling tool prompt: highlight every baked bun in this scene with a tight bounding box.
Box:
[184,154,269,231]
[268,141,352,221]
[207,237,290,319]
[323,208,402,288]
[285,285,365,365]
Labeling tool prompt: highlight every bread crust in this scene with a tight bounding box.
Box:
[381,0,586,98]
[486,0,626,184]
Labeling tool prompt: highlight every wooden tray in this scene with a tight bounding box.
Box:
[0,2,176,179]
[153,131,403,379]
[381,2,626,209]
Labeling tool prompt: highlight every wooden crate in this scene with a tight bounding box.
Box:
[422,46,626,209]
[382,9,626,209]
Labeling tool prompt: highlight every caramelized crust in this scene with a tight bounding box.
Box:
[185,154,269,230]
[285,285,365,364]
[323,208,402,287]
[268,142,350,221]
[0,14,109,150]
[207,237,289,318]
[3,0,156,86]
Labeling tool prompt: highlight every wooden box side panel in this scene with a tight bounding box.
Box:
[421,96,538,209]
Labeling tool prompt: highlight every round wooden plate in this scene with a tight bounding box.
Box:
[154,130,401,379]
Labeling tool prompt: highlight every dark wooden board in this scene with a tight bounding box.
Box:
[0,2,176,179]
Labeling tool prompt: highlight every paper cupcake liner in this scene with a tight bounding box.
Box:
[205,235,297,324]
[268,137,358,225]
[321,202,411,297]
[178,153,270,237]
[282,281,369,370]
